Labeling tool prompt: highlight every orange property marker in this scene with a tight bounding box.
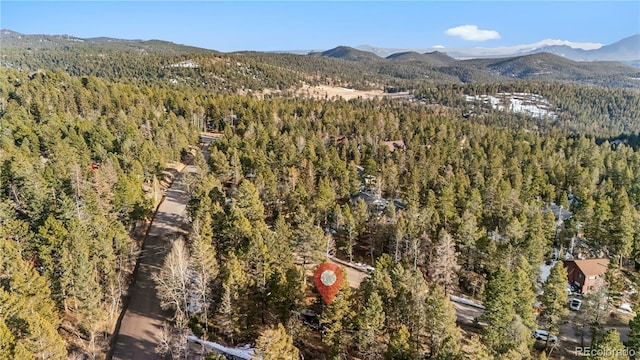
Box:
[314,262,343,305]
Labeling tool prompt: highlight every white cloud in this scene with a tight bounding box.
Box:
[433,45,445,49]
[445,25,501,42]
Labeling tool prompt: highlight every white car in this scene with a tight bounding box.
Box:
[569,299,582,311]
[533,329,558,343]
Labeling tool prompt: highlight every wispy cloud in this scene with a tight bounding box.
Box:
[445,25,501,42]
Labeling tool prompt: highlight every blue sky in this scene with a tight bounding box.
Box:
[2,1,639,52]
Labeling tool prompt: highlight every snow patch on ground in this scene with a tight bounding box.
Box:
[618,302,634,314]
[187,335,256,359]
[540,260,557,283]
[465,92,557,119]
[170,60,198,68]
[329,256,375,272]
[450,295,485,309]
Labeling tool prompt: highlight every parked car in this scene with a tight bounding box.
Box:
[569,298,582,311]
[533,329,557,343]
[567,283,582,296]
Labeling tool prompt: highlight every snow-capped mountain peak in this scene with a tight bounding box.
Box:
[524,39,603,51]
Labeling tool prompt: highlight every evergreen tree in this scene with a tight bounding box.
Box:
[253,323,300,360]
[0,319,14,359]
[627,312,640,359]
[293,206,326,268]
[25,314,68,360]
[609,188,634,264]
[355,291,387,359]
[208,147,231,180]
[385,325,415,360]
[267,266,305,324]
[36,215,68,306]
[422,285,461,359]
[359,254,396,324]
[342,204,357,263]
[393,213,407,263]
[465,334,493,360]
[481,267,520,356]
[235,179,265,224]
[320,278,354,359]
[524,209,547,272]
[585,195,612,248]
[592,329,627,360]
[315,177,336,226]
[0,240,66,360]
[205,352,228,360]
[540,262,568,347]
[353,197,369,235]
[455,210,482,271]
[216,253,247,344]
[437,182,457,228]
[513,257,537,331]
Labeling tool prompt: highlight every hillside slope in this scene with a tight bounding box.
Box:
[2,30,639,90]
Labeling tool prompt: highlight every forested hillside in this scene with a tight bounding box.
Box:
[182,94,640,359]
[2,31,640,359]
[0,67,199,358]
[415,82,640,136]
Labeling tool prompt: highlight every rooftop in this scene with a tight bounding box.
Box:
[565,258,610,276]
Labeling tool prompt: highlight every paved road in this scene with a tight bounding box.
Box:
[110,137,213,360]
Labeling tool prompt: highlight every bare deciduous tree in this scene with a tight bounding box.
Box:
[156,321,188,360]
[153,237,191,321]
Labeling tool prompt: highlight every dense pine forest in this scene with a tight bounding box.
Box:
[2,31,640,359]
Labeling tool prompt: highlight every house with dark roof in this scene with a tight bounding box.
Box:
[351,190,388,213]
[563,258,609,294]
[350,190,406,217]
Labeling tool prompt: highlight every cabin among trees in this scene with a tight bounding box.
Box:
[563,258,610,294]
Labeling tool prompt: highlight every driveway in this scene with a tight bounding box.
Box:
[559,311,630,347]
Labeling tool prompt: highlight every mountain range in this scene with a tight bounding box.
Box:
[354,35,640,66]
[2,29,639,89]
[3,29,637,65]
